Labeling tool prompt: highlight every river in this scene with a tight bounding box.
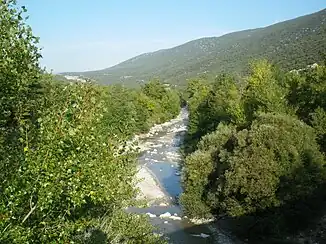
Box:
[127,107,236,244]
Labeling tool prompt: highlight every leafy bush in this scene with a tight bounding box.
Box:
[222,113,325,216]
[286,64,326,151]
[181,113,325,218]
[181,123,236,217]
[141,80,181,123]
[181,60,326,241]
[183,79,212,152]
[242,60,292,123]
[0,2,179,242]
[197,74,245,133]
[0,78,166,242]
[311,107,326,152]
[80,209,165,244]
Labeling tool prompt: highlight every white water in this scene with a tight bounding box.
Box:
[129,107,236,244]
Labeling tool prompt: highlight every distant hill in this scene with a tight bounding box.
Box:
[61,9,326,86]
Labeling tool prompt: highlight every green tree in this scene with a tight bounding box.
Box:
[0,2,168,243]
[286,65,326,151]
[181,113,325,218]
[141,80,166,100]
[182,59,326,242]
[0,1,43,240]
[243,60,291,122]
[141,80,181,124]
[198,74,245,133]
[183,79,210,152]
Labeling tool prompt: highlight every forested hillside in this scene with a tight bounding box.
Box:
[62,8,326,86]
[2,1,326,243]
[0,2,179,242]
[181,59,326,243]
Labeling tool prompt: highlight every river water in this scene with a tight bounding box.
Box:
[127,108,235,244]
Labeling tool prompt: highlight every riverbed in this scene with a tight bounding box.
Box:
[128,107,236,244]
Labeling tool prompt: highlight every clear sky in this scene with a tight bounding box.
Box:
[20,0,325,73]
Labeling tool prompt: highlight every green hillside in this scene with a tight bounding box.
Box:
[62,8,326,86]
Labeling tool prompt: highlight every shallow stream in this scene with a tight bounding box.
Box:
[128,107,234,244]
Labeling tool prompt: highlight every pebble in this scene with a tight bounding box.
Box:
[146,212,157,218]
[169,216,182,221]
[159,212,172,218]
[191,233,210,238]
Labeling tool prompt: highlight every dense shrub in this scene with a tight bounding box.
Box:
[286,65,326,151]
[223,113,324,216]
[197,74,245,133]
[183,78,213,152]
[181,113,325,218]
[311,107,326,152]
[1,80,131,241]
[1,77,174,243]
[181,123,236,217]
[181,59,326,241]
[141,80,181,123]
[242,60,290,122]
[0,2,179,242]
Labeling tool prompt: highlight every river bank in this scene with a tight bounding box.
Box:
[135,165,170,205]
[135,108,325,244]
[127,107,239,244]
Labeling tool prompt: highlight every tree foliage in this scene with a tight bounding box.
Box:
[63,9,326,87]
[286,65,326,151]
[0,2,179,242]
[181,59,326,240]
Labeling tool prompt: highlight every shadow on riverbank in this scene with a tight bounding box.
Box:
[82,195,325,244]
[213,183,326,244]
[84,221,233,244]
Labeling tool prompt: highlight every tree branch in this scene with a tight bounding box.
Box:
[22,195,37,224]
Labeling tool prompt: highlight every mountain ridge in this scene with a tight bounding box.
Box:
[61,8,326,86]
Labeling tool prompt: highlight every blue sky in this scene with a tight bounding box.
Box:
[20,0,325,73]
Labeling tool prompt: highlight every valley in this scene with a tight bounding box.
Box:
[61,9,326,87]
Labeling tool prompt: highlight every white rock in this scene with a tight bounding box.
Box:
[201,233,210,238]
[191,233,210,238]
[174,213,178,216]
[159,203,168,206]
[146,212,157,218]
[151,144,163,148]
[164,221,169,224]
[135,166,166,201]
[169,216,182,221]
[190,217,215,225]
[159,212,172,218]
